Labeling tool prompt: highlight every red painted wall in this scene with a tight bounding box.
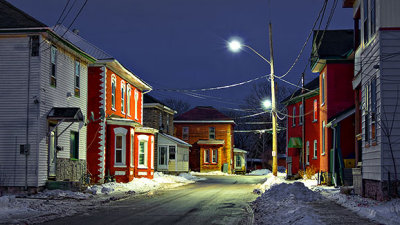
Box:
[286,101,303,175]
[304,95,320,171]
[340,115,356,159]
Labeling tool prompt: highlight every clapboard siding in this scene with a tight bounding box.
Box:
[0,35,41,187]
[379,0,400,28]
[378,30,400,182]
[37,38,89,186]
[360,31,382,181]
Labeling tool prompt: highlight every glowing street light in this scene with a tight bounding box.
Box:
[228,40,242,52]
[262,99,272,110]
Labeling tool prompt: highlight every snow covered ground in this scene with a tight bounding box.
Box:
[0,172,200,224]
[252,173,400,225]
[247,169,271,176]
[190,171,236,176]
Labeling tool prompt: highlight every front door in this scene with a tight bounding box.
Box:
[158,146,168,170]
[49,129,57,177]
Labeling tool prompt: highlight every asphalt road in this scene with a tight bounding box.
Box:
[41,175,266,225]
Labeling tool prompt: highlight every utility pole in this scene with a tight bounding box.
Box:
[269,22,278,176]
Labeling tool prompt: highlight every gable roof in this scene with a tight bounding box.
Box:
[144,94,164,104]
[281,76,319,104]
[0,0,47,29]
[174,106,234,123]
[143,94,175,114]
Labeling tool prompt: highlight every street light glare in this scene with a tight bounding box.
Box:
[228,40,242,52]
[262,99,272,109]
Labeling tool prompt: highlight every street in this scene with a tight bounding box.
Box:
[40,175,266,225]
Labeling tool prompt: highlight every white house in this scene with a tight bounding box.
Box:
[344,0,400,200]
[0,0,95,191]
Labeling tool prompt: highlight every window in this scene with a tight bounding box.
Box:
[299,104,303,125]
[371,78,376,141]
[322,121,326,155]
[183,152,189,161]
[209,127,215,139]
[313,140,318,159]
[363,0,369,44]
[127,85,131,116]
[364,82,370,143]
[159,146,167,165]
[371,0,376,35]
[134,90,139,120]
[313,99,318,122]
[130,132,134,167]
[321,73,325,105]
[292,107,296,127]
[306,141,310,165]
[115,135,126,165]
[121,81,125,113]
[139,141,147,167]
[212,149,218,163]
[236,156,241,167]
[169,146,176,160]
[50,46,57,87]
[151,136,154,169]
[111,76,116,110]
[204,149,210,163]
[166,114,169,133]
[70,131,79,159]
[74,60,80,97]
[182,127,189,140]
[31,36,39,56]
[159,112,163,130]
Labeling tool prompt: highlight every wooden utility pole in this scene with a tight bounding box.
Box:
[269,22,278,176]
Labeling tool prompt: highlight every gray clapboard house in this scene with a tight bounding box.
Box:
[344,0,400,200]
[0,0,95,191]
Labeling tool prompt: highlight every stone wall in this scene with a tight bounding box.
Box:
[56,158,86,182]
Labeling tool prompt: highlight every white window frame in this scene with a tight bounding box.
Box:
[306,141,310,165]
[121,81,125,114]
[151,136,154,169]
[313,99,318,122]
[75,60,80,90]
[299,104,303,125]
[134,89,139,120]
[114,127,127,167]
[138,135,149,168]
[130,129,134,167]
[182,127,189,140]
[313,140,318,159]
[322,121,326,155]
[111,75,116,110]
[127,84,131,116]
[292,107,296,127]
[204,149,210,163]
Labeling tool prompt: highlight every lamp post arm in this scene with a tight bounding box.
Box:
[243,45,271,65]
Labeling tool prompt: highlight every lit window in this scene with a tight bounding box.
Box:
[313,99,318,121]
[182,127,189,140]
[209,127,215,139]
[74,60,80,97]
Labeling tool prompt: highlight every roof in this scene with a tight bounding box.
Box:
[144,94,164,104]
[159,133,191,147]
[327,106,355,125]
[234,148,248,154]
[197,139,225,145]
[47,107,83,122]
[143,94,175,114]
[281,76,320,104]
[174,106,234,123]
[0,0,47,29]
[52,24,112,60]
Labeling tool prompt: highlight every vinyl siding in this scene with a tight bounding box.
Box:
[360,31,382,181]
[0,35,41,187]
[37,39,89,186]
[379,30,400,181]
[379,0,400,28]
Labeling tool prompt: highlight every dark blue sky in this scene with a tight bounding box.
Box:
[9,0,353,110]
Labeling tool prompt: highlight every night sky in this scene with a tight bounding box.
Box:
[9,0,353,111]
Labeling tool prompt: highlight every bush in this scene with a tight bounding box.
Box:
[298,165,316,180]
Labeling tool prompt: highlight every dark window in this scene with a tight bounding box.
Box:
[371,78,376,140]
[169,146,176,160]
[70,131,79,159]
[74,60,80,97]
[212,149,218,163]
[50,46,57,87]
[209,127,215,139]
[182,127,189,140]
[371,0,376,35]
[115,135,123,163]
[111,79,116,109]
[363,0,369,43]
[31,36,39,56]
[364,82,370,143]
[204,149,210,163]
[236,156,241,167]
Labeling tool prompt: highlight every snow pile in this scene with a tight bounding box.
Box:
[252,182,323,224]
[190,171,235,176]
[247,169,271,176]
[34,189,92,200]
[313,186,400,225]
[179,172,206,181]
[259,171,287,191]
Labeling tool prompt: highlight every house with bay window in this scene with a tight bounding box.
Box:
[174,106,235,173]
[53,25,157,183]
[0,1,95,190]
[343,0,400,200]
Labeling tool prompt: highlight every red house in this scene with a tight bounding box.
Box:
[311,30,356,185]
[282,77,320,176]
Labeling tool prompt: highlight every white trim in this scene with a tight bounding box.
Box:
[138,135,148,167]
[151,136,154,169]
[130,128,134,167]
[127,84,131,116]
[114,127,128,135]
[121,80,126,114]
[134,89,139,120]
[138,171,148,176]
[114,134,126,166]
[111,75,116,110]
[313,140,318,159]
[174,120,235,124]
[115,171,126,175]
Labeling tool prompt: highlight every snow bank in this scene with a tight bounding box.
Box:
[247,169,271,176]
[190,171,236,176]
[252,182,323,224]
[179,172,206,181]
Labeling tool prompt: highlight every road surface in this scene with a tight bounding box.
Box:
[41,175,266,225]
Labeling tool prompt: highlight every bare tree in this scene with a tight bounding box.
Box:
[163,98,191,116]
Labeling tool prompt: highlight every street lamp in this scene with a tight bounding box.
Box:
[227,23,278,176]
[261,99,272,110]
